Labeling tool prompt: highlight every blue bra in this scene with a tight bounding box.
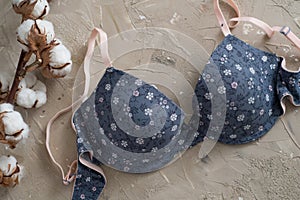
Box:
[46,0,300,199]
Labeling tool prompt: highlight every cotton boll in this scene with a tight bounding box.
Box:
[0,155,23,187]
[16,88,37,109]
[16,19,35,51]
[31,0,50,19]
[49,42,71,67]
[0,103,14,113]
[12,0,49,19]
[0,155,18,176]
[1,111,29,136]
[36,19,55,44]
[31,80,46,93]
[35,91,47,108]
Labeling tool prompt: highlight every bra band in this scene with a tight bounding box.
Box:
[46,28,111,185]
[214,0,241,36]
[230,17,300,49]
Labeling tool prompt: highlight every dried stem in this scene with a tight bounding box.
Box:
[6,50,32,104]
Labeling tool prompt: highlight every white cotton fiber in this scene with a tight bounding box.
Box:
[36,19,55,44]
[0,155,18,176]
[49,42,71,67]
[31,0,50,19]
[17,19,35,51]
[0,103,14,113]
[1,111,29,137]
[35,91,47,108]
[16,88,37,108]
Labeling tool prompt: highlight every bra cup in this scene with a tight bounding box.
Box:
[73,67,195,173]
[193,35,284,145]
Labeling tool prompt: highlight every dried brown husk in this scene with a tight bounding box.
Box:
[0,112,22,149]
[39,40,71,78]
[0,165,21,187]
[13,0,48,21]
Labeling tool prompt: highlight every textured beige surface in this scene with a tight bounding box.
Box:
[1,0,300,199]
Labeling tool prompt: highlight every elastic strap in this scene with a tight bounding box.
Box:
[230,17,300,49]
[46,28,111,185]
[214,0,241,36]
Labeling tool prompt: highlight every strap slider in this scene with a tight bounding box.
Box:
[280,26,291,36]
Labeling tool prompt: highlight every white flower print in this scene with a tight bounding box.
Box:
[266,94,270,102]
[136,138,144,145]
[244,125,251,130]
[98,97,104,103]
[86,177,91,182]
[270,64,276,70]
[170,113,178,121]
[112,153,118,158]
[246,51,255,61]
[151,147,158,153]
[146,92,154,100]
[124,167,130,172]
[217,86,226,94]
[171,125,178,131]
[111,123,117,131]
[204,92,213,100]
[112,97,119,104]
[289,77,296,86]
[226,44,233,51]
[133,90,139,96]
[269,109,273,116]
[211,126,219,131]
[237,114,245,122]
[235,64,242,71]
[207,114,213,120]
[100,127,104,135]
[144,108,153,116]
[105,84,111,91]
[77,137,84,143]
[178,139,184,145]
[92,187,97,192]
[229,134,237,139]
[262,56,268,62]
[101,139,107,145]
[231,82,238,89]
[248,78,255,89]
[135,79,143,86]
[135,125,140,130]
[142,159,150,163]
[248,97,255,104]
[80,194,85,199]
[220,54,228,64]
[121,140,128,147]
[269,85,273,91]
[249,67,255,74]
[223,69,232,76]
[258,126,264,131]
[259,109,264,116]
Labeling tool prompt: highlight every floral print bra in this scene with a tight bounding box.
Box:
[46,0,300,199]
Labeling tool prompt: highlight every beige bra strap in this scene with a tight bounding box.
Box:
[46,28,112,185]
[214,0,241,36]
[230,17,300,49]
